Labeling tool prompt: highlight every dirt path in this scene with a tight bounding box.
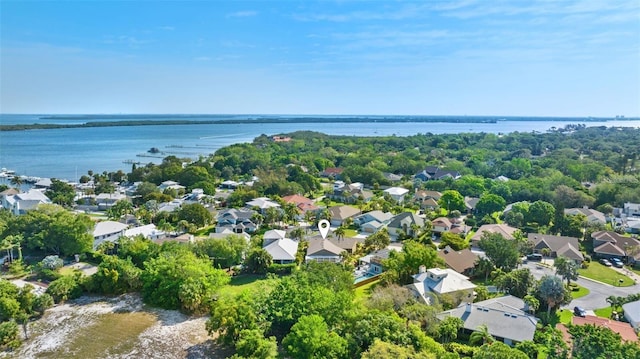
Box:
[4,294,233,359]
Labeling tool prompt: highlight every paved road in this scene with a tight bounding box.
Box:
[522,261,640,310]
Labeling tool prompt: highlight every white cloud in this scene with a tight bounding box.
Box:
[227,10,258,18]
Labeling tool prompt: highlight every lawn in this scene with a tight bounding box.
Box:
[344,229,359,237]
[58,266,80,276]
[222,274,278,297]
[354,279,380,304]
[594,306,613,319]
[570,284,590,299]
[558,309,573,325]
[578,262,634,287]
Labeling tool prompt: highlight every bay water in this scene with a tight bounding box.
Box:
[1,114,638,181]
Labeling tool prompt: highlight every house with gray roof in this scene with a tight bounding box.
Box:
[264,238,298,264]
[564,207,606,225]
[328,205,361,227]
[437,295,539,346]
[354,210,393,232]
[387,212,424,239]
[527,233,584,263]
[216,208,258,234]
[623,300,640,330]
[93,221,128,249]
[592,230,640,263]
[305,239,344,263]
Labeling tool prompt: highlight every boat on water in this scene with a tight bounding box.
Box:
[0,168,16,178]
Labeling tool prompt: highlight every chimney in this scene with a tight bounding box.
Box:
[465,302,472,313]
[419,265,426,274]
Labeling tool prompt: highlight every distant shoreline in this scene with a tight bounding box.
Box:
[0,115,634,131]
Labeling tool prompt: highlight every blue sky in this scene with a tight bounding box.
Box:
[1,0,639,116]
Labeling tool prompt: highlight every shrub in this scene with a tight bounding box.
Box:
[41,255,63,270]
[445,342,478,357]
[0,321,20,350]
[267,263,296,275]
[581,261,590,269]
[46,275,84,303]
[34,268,60,282]
[32,293,55,316]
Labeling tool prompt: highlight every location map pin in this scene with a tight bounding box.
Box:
[318,219,330,239]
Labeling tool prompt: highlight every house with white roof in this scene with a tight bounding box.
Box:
[96,192,128,210]
[263,229,288,245]
[437,295,539,346]
[246,197,280,214]
[1,189,52,215]
[383,187,410,203]
[124,224,166,241]
[93,221,128,249]
[158,180,185,192]
[264,238,299,264]
[624,202,640,217]
[406,267,476,306]
[209,228,251,243]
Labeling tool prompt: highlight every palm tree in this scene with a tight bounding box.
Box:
[474,257,495,283]
[10,175,22,188]
[335,226,346,240]
[469,324,495,346]
[290,227,305,241]
[606,295,623,312]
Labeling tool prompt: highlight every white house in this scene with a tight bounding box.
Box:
[124,224,165,241]
[383,187,410,203]
[263,229,288,245]
[406,267,476,306]
[264,238,299,264]
[1,189,52,215]
[93,221,128,249]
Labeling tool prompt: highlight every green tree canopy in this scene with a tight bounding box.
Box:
[438,190,466,213]
[478,232,520,271]
[141,250,229,313]
[282,314,348,359]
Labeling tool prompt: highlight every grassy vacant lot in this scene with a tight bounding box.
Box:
[222,274,277,297]
[578,262,634,287]
[38,312,157,359]
[570,285,590,299]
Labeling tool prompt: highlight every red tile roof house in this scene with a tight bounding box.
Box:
[282,194,319,215]
[557,315,638,346]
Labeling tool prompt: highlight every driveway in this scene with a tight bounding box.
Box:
[522,261,640,310]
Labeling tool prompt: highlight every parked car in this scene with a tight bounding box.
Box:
[574,306,587,317]
[600,258,612,267]
[527,253,543,261]
[611,258,624,268]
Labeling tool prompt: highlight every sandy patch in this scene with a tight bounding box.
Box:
[3,294,231,359]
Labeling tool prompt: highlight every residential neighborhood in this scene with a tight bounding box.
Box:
[1,128,640,358]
